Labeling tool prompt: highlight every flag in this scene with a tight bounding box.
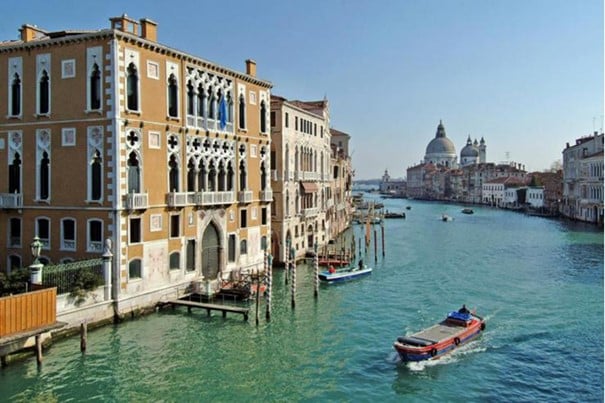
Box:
[219,96,227,130]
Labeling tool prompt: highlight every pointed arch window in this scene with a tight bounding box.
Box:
[39,151,50,200]
[187,158,196,191]
[9,152,21,193]
[198,160,207,191]
[260,162,267,190]
[90,64,101,110]
[187,81,195,115]
[238,94,246,129]
[208,87,216,120]
[91,150,102,200]
[208,160,217,191]
[10,73,21,116]
[168,74,178,117]
[197,84,206,118]
[127,63,139,110]
[127,151,141,193]
[38,71,50,114]
[239,160,247,191]
[227,162,234,191]
[260,100,267,133]
[169,154,179,192]
[218,161,226,191]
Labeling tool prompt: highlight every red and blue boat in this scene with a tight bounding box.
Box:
[393,309,486,362]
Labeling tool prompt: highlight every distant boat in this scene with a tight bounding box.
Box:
[461,208,474,215]
[384,211,406,219]
[393,309,486,362]
[442,214,453,222]
[318,264,372,284]
[406,206,412,210]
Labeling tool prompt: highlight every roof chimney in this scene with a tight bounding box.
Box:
[140,18,157,41]
[246,59,256,77]
[110,14,139,35]
[19,24,46,42]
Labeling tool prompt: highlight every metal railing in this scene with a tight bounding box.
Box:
[42,258,105,295]
[0,192,23,209]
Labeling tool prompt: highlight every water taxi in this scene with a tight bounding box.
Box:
[318,264,372,284]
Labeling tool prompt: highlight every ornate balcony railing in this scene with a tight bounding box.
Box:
[124,193,148,210]
[259,189,273,202]
[302,207,320,219]
[0,192,23,209]
[194,191,235,206]
[166,192,190,207]
[238,190,253,204]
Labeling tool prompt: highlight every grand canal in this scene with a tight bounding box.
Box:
[1,195,603,402]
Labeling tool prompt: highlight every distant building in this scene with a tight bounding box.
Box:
[561,132,604,224]
[424,120,458,168]
[379,169,406,195]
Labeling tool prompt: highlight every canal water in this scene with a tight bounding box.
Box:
[1,195,603,402]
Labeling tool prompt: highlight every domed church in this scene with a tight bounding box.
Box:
[459,135,486,167]
[424,120,458,168]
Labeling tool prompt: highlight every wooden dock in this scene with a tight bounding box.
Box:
[165,299,250,321]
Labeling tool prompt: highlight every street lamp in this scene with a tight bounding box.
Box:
[29,236,44,285]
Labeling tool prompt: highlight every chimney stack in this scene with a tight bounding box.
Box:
[19,24,46,42]
[140,18,157,41]
[246,59,257,77]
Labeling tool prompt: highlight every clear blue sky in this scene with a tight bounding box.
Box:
[3,0,603,179]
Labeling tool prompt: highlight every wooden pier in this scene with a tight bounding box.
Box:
[165,299,250,321]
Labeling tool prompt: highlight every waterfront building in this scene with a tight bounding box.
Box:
[269,96,332,263]
[328,128,354,241]
[560,132,604,224]
[379,169,406,195]
[424,120,458,168]
[482,177,525,207]
[0,16,272,310]
[526,187,545,209]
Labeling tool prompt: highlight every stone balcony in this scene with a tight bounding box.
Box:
[124,193,148,210]
[0,192,23,209]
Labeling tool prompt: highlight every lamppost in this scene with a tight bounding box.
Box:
[29,235,44,285]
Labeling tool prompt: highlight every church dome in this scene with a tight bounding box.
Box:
[425,121,456,155]
[461,136,479,157]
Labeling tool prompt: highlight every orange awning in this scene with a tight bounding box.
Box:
[301,181,318,193]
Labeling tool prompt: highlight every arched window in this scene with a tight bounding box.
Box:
[198,160,207,191]
[39,151,50,200]
[9,152,21,193]
[260,162,267,190]
[218,161,226,191]
[90,64,101,110]
[168,74,178,117]
[8,255,22,273]
[91,150,102,200]
[240,239,247,255]
[169,154,179,192]
[127,151,141,193]
[39,71,50,114]
[129,259,142,279]
[238,94,246,129]
[186,81,195,115]
[187,158,196,191]
[127,63,139,110]
[208,87,216,120]
[239,160,247,191]
[61,218,76,251]
[87,219,103,252]
[197,84,206,117]
[10,73,21,116]
[208,160,217,191]
[169,252,180,270]
[227,162,234,191]
[260,101,267,133]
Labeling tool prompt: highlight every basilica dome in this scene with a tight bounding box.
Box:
[460,137,479,158]
[424,120,457,168]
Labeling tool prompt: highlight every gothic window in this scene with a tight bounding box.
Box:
[90,64,101,110]
[226,93,233,124]
[38,71,50,114]
[187,158,196,191]
[39,151,50,200]
[127,151,141,193]
[198,160,207,191]
[260,101,267,133]
[168,74,178,117]
[187,81,195,115]
[208,160,217,191]
[227,162,234,191]
[238,94,246,129]
[91,150,102,200]
[9,152,21,193]
[260,162,267,190]
[239,160,247,191]
[208,87,216,120]
[10,74,21,116]
[218,161,226,191]
[127,63,139,110]
[169,154,179,192]
[197,83,206,117]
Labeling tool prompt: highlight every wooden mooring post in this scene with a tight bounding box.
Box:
[313,242,319,299]
[290,246,296,309]
[35,335,42,366]
[80,322,87,353]
[374,228,378,262]
[381,223,385,257]
[266,252,272,321]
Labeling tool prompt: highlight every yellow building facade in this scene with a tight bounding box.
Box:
[0,15,272,304]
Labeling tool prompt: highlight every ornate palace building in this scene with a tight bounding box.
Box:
[0,15,272,307]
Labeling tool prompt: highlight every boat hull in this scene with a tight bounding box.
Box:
[318,267,372,283]
[394,314,485,362]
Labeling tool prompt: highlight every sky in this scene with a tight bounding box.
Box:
[3,0,603,179]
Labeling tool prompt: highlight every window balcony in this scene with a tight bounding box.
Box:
[88,241,103,253]
[166,192,191,207]
[238,190,253,204]
[0,192,23,209]
[302,207,320,219]
[124,192,148,210]
[194,191,235,206]
[259,189,273,202]
[61,239,76,251]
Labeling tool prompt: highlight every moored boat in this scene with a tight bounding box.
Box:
[318,264,372,283]
[461,208,474,214]
[393,309,485,362]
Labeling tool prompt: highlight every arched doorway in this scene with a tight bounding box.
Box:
[202,222,220,279]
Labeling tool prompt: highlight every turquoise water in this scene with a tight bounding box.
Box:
[1,196,603,402]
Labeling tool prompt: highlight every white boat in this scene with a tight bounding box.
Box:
[318,264,373,283]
